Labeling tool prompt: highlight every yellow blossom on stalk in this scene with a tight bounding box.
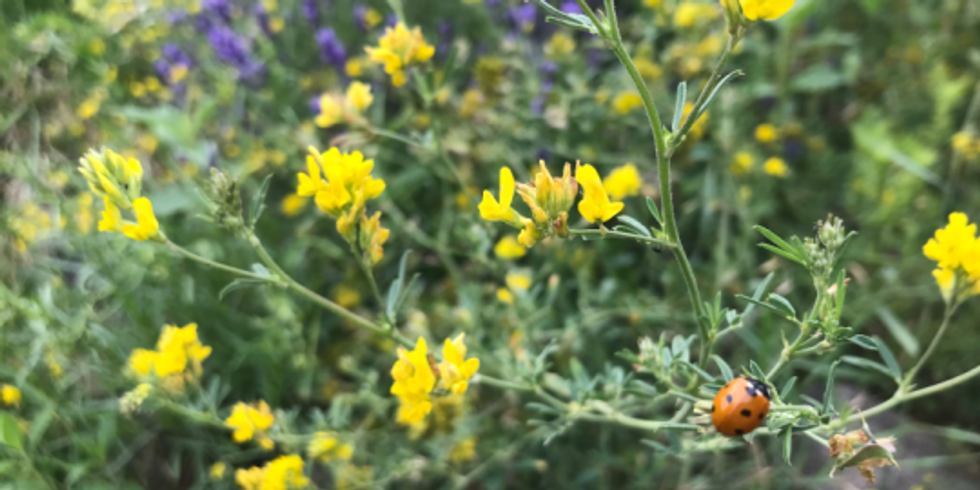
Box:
[298,146,385,219]
[363,8,383,29]
[345,82,374,112]
[365,23,435,87]
[518,217,543,248]
[755,123,778,143]
[952,131,979,160]
[635,57,663,81]
[438,334,480,395]
[314,94,343,128]
[226,401,276,449]
[546,32,576,58]
[127,323,211,392]
[612,92,643,115]
[644,0,663,7]
[576,163,624,224]
[479,167,522,226]
[763,157,788,178]
[494,235,527,260]
[390,338,436,425]
[1,385,21,407]
[119,197,161,241]
[739,0,795,21]
[497,288,515,304]
[308,432,353,463]
[923,213,980,303]
[359,211,390,265]
[263,455,309,490]
[730,152,754,175]
[209,462,226,480]
[77,97,101,120]
[602,163,642,200]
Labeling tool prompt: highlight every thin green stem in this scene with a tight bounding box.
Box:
[902,301,956,389]
[766,323,811,380]
[368,126,423,147]
[474,374,533,392]
[568,228,675,248]
[669,33,739,157]
[167,241,277,283]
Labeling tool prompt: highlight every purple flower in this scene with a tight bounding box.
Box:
[353,5,368,30]
[202,0,232,22]
[309,96,322,115]
[509,4,536,33]
[302,0,319,24]
[315,28,346,69]
[238,60,267,88]
[255,4,274,37]
[531,95,545,115]
[560,1,583,15]
[208,27,251,66]
[162,44,192,67]
[386,13,398,27]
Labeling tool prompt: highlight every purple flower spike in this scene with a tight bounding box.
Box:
[315,28,346,69]
[302,0,319,24]
[509,4,536,33]
[208,27,250,66]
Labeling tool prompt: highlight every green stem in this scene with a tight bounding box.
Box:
[766,322,811,380]
[568,228,675,248]
[901,301,956,390]
[368,126,423,147]
[167,241,277,283]
[474,374,532,392]
[668,33,739,157]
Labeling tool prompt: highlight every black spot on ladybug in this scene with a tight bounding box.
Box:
[741,409,751,417]
[746,386,757,397]
[735,429,744,435]
[711,404,715,413]
[758,413,766,420]
[726,394,732,403]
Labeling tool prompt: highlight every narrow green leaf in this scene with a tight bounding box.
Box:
[218,279,266,300]
[616,215,653,238]
[780,376,797,398]
[694,70,744,121]
[822,359,841,414]
[669,391,701,404]
[0,412,24,451]
[748,360,768,384]
[641,439,677,454]
[768,294,797,318]
[759,244,807,265]
[874,306,920,356]
[672,81,688,132]
[874,337,902,378]
[656,422,701,432]
[735,294,784,317]
[249,174,273,228]
[28,404,55,448]
[781,426,794,465]
[386,250,413,319]
[841,356,895,379]
[712,355,734,381]
[754,225,797,256]
[847,335,878,351]
[645,197,663,226]
[678,360,715,382]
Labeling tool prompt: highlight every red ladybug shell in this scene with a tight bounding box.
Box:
[711,376,771,437]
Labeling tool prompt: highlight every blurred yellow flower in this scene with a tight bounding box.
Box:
[237,455,308,490]
[235,465,265,490]
[314,94,343,128]
[119,197,161,241]
[576,163,624,224]
[298,146,385,219]
[459,89,483,118]
[450,437,477,463]
[612,92,643,115]
[680,101,710,139]
[506,271,532,292]
[763,157,788,178]
[209,462,226,480]
[226,401,276,449]
[89,38,106,55]
[755,123,778,143]
[952,131,979,160]
[365,23,435,87]
[674,3,718,27]
[1,385,21,407]
[635,58,663,81]
[494,235,527,260]
[391,337,436,425]
[280,194,308,217]
[497,288,515,304]
[308,431,353,463]
[546,32,576,58]
[363,8,383,28]
[345,58,365,77]
[360,211,390,265]
[346,82,374,112]
[643,0,663,8]
[730,151,754,175]
[439,334,480,395]
[77,97,101,120]
[126,323,211,393]
[602,163,643,200]
[740,0,795,21]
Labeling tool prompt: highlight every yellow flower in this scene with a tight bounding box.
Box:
[674,2,718,27]
[78,148,145,207]
[308,431,354,463]
[612,92,643,115]
[390,338,436,425]
[1,385,21,407]
[315,94,343,128]
[120,197,161,241]
[363,8,383,28]
[479,167,522,226]
[755,123,778,143]
[924,213,980,303]
[127,323,211,392]
[739,0,795,21]
[359,211,390,265]
[298,147,385,217]
[209,462,227,480]
[77,97,101,120]
[459,89,483,118]
[644,0,663,7]
[235,466,265,490]
[269,16,285,33]
[576,163,624,224]
[89,38,106,55]
[505,271,532,292]
[730,151,754,175]
[345,82,374,112]
[365,23,435,87]
[497,288,515,304]
[128,348,158,377]
[518,217,543,248]
[602,163,643,200]
[450,437,477,463]
[345,58,364,77]
[438,334,480,395]
[763,157,788,178]
[280,194,309,217]
[226,401,276,449]
[333,285,361,309]
[494,235,527,260]
[262,455,309,490]
[98,196,124,233]
[635,58,662,81]
[545,32,576,58]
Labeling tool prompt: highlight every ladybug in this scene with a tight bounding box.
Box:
[711,376,771,437]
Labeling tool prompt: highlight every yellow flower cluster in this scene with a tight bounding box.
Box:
[1,384,21,407]
[296,146,390,265]
[314,82,374,128]
[673,2,720,28]
[9,202,60,252]
[78,148,163,242]
[308,431,353,463]
[497,270,532,304]
[127,323,212,393]
[235,454,308,490]
[612,92,643,115]
[952,131,980,160]
[226,400,276,450]
[923,212,980,304]
[390,336,480,425]
[602,163,643,200]
[365,23,435,87]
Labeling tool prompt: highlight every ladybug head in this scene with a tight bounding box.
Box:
[744,377,772,400]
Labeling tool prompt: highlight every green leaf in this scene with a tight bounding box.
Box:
[780,376,797,398]
[874,337,902,379]
[759,243,808,266]
[656,422,701,432]
[386,250,413,320]
[874,306,920,357]
[27,404,54,448]
[640,439,677,454]
[672,81,688,132]
[678,360,715,382]
[712,355,734,381]
[748,360,768,384]
[822,359,840,414]
[249,174,274,228]
[616,215,653,238]
[768,294,797,318]
[781,426,794,465]
[754,225,798,257]
[645,197,663,226]
[848,335,878,351]
[0,412,23,452]
[841,356,895,379]
[218,279,267,300]
[694,70,744,121]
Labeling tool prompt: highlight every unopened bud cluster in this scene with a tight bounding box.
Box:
[804,214,849,284]
[204,168,246,235]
